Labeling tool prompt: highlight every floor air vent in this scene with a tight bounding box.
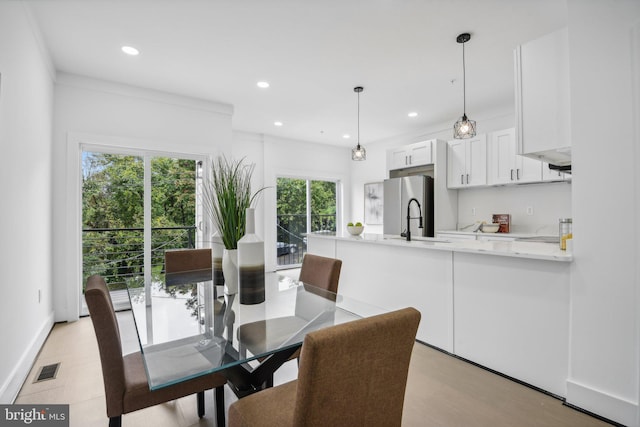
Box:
[35,363,60,382]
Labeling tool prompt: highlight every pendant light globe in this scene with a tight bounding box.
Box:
[351,86,366,161]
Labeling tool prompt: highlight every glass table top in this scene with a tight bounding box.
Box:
[127,271,385,390]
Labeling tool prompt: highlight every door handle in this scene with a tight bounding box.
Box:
[510,169,514,180]
[517,169,521,180]
[461,174,464,185]
[466,174,469,184]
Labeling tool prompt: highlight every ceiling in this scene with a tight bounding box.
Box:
[26,0,567,147]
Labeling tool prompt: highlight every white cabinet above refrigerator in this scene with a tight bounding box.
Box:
[387,140,433,171]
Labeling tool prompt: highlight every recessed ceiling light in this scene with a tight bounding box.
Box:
[343,134,351,139]
[408,112,418,118]
[121,46,139,56]
[274,121,283,126]
[257,81,270,88]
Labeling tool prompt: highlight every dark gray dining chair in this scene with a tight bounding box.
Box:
[237,254,342,361]
[228,307,421,427]
[85,274,227,427]
[164,248,213,285]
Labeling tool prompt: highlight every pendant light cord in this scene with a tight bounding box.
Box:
[462,41,466,116]
[357,90,361,147]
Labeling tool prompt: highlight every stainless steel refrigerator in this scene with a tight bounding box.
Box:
[383,176,434,237]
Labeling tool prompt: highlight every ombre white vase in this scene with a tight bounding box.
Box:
[238,208,265,304]
[222,249,238,295]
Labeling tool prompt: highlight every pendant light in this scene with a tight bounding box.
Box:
[453,33,477,139]
[351,86,366,161]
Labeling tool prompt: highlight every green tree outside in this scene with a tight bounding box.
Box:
[82,153,196,289]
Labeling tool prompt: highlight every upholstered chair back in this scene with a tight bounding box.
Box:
[298,253,342,294]
[85,275,126,417]
[165,248,212,273]
[294,307,421,426]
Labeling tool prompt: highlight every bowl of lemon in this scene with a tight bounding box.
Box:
[347,222,364,236]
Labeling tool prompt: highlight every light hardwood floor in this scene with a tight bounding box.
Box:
[15,312,613,427]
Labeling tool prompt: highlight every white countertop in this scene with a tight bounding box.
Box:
[436,230,558,240]
[307,232,573,262]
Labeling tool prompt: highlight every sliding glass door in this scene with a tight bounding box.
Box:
[276,177,337,268]
[81,148,200,313]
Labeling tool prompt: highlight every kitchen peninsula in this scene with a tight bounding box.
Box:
[307,232,571,398]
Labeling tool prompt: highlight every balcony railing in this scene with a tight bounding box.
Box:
[276,213,335,266]
[82,226,197,291]
[82,214,336,287]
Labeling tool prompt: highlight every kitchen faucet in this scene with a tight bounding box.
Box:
[404,197,423,241]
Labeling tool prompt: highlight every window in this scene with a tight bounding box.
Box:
[81,149,200,313]
[276,177,337,268]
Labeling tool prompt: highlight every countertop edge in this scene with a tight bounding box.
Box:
[306,233,573,262]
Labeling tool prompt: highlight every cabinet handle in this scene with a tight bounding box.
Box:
[405,155,408,165]
[510,169,514,180]
[461,174,464,185]
[409,155,412,164]
[466,174,469,184]
[517,169,521,180]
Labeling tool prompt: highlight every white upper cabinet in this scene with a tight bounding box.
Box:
[447,134,487,189]
[488,128,541,185]
[515,27,571,166]
[387,140,433,170]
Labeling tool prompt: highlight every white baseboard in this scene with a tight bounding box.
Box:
[0,311,55,404]
[566,379,639,426]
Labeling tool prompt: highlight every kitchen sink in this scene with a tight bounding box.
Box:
[384,236,451,243]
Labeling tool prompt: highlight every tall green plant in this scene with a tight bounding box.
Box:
[202,156,265,249]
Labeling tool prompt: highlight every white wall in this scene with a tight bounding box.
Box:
[566,1,640,425]
[457,183,572,234]
[0,3,55,403]
[52,73,233,322]
[262,135,351,271]
[231,131,266,241]
[351,109,572,234]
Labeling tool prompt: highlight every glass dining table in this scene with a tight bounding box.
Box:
[126,271,384,397]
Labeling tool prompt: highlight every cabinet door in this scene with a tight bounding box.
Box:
[466,134,487,187]
[515,154,542,183]
[447,140,467,188]
[408,140,432,166]
[389,148,409,170]
[489,128,541,185]
[489,129,517,185]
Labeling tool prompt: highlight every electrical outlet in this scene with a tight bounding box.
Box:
[526,206,534,216]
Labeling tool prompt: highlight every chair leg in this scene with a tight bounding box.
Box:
[215,385,225,427]
[197,390,205,418]
[109,416,122,427]
[265,374,274,388]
